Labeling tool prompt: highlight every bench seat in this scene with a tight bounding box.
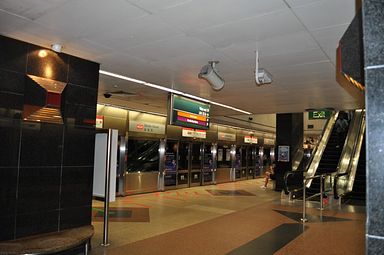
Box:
[0,225,93,255]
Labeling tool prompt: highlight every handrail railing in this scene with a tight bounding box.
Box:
[306,111,338,187]
[334,109,366,199]
[284,170,305,194]
[301,172,334,223]
[283,112,338,194]
[334,172,348,200]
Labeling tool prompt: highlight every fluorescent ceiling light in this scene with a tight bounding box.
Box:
[99,70,251,115]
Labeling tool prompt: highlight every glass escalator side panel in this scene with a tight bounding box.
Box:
[127,138,160,173]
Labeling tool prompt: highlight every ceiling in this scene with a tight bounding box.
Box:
[0,0,360,123]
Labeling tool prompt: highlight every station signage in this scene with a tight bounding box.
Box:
[96,115,104,129]
[244,136,258,144]
[170,94,210,130]
[309,111,332,119]
[182,128,207,139]
[218,131,236,141]
[129,120,165,134]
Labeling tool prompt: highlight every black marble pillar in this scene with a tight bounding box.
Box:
[275,113,303,191]
[0,35,99,241]
[363,1,384,253]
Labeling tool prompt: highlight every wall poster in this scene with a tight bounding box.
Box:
[226,149,231,161]
[278,145,290,162]
[217,149,223,161]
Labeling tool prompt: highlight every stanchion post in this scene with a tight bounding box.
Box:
[301,178,307,223]
[101,129,113,247]
[320,174,324,211]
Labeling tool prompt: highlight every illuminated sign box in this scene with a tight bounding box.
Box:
[170,94,210,130]
[244,136,258,144]
[182,128,207,139]
[309,111,331,120]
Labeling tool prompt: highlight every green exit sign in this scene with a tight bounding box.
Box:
[309,111,332,119]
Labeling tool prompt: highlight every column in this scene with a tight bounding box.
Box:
[275,113,303,191]
[363,0,384,253]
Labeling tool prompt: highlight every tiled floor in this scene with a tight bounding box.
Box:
[90,178,365,255]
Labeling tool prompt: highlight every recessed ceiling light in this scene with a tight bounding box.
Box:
[99,70,251,115]
[51,43,62,53]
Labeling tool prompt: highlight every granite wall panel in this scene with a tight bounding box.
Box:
[0,35,99,242]
[363,0,384,253]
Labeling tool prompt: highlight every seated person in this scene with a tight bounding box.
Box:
[261,165,275,189]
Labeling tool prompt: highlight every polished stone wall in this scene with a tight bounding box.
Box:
[0,35,99,241]
[363,0,384,253]
[275,113,303,191]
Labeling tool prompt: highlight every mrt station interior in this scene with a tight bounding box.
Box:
[0,0,383,254]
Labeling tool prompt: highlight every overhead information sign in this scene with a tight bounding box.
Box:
[171,94,210,130]
[182,128,207,139]
[244,136,258,144]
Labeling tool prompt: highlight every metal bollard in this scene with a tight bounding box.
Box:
[320,174,324,211]
[101,129,113,247]
[301,179,307,223]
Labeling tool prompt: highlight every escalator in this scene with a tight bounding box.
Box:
[285,110,365,203]
[333,110,365,206]
[284,111,339,198]
[343,136,366,205]
[306,115,348,200]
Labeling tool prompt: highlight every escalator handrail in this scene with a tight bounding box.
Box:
[283,112,337,193]
[306,111,339,188]
[333,172,349,199]
[284,170,305,193]
[334,110,366,198]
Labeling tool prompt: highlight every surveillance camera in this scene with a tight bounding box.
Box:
[198,62,224,91]
[248,117,253,121]
[255,68,272,86]
[103,92,112,98]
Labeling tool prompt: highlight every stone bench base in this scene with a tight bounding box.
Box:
[0,225,94,255]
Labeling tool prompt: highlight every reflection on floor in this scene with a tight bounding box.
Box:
[90,178,365,255]
[206,189,256,196]
[92,207,150,222]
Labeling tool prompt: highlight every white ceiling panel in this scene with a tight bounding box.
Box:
[192,9,304,48]
[126,0,193,13]
[285,0,322,8]
[261,48,328,68]
[157,0,287,33]
[84,15,182,50]
[124,34,214,63]
[311,24,349,64]
[97,52,174,86]
[0,0,69,20]
[62,38,113,62]
[34,0,148,39]
[292,0,356,31]
[218,31,319,66]
[257,31,319,56]
[0,9,29,35]
[0,0,361,117]
[271,61,335,82]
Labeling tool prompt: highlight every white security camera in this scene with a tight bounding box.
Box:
[255,68,273,86]
[198,61,224,91]
[254,50,273,86]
